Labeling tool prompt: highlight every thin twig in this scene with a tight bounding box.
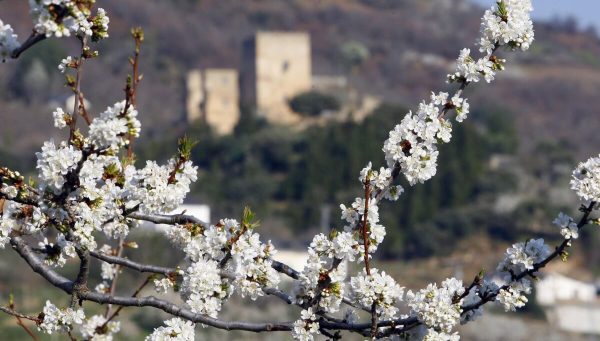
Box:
[104,239,124,318]
[102,275,152,328]
[0,305,41,341]
[77,92,92,125]
[69,36,89,143]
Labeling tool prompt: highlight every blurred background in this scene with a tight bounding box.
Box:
[1,0,600,340]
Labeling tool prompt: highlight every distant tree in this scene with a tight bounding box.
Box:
[288,90,341,116]
[339,40,370,71]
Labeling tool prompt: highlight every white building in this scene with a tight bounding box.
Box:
[536,273,600,335]
[536,273,597,306]
[547,302,600,334]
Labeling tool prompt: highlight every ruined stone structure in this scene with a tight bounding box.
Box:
[241,31,311,124]
[186,70,204,123]
[310,75,380,124]
[203,69,240,135]
[186,68,240,135]
[186,31,376,132]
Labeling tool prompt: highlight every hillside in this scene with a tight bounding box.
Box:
[0,0,599,158]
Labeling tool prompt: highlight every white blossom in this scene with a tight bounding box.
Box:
[52,107,69,128]
[423,329,461,341]
[145,318,195,341]
[0,201,47,247]
[80,314,120,341]
[0,19,20,61]
[496,238,551,279]
[406,278,465,333]
[39,300,85,334]
[571,154,600,202]
[58,56,73,73]
[479,0,534,54]
[92,8,110,40]
[89,101,140,150]
[101,261,119,281]
[38,236,76,268]
[292,308,320,341]
[553,212,579,240]
[350,268,404,320]
[125,159,197,215]
[36,140,82,194]
[154,277,175,294]
[0,183,18,198]
[181,258,228,318]
[27,0,110,40]
[497,285,529,311]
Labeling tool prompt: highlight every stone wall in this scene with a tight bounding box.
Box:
[253,31,311,124]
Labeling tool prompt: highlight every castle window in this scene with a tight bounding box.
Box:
[282,60,290,73]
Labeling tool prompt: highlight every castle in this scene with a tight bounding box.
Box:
[241,31,311,125]
[186,31,378,135]
[186,68,240,135]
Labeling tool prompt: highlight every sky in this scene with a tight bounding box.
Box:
[470,0,600,31]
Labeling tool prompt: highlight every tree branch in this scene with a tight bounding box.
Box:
[90,250,176,276]
[11,32,46,59]
[10,236,294,332]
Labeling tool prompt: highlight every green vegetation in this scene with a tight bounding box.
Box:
[288,91,341,116]
[339,40,370,71]
[135,104,523,259]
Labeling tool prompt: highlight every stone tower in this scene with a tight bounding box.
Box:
[241,31,311,124]
[203,69,240,135]
[186,69,240,135]
[186,70,204,123]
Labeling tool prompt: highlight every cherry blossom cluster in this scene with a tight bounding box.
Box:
[88,101,141,150]
[145,318,195,341]
[0,19,20,61]
[127,158,197,215]
[164,216,280,317]
[0,200,46,248]
[448,0,534,84]
[26,103,197,251]
[553,212,579,240]
[28,0,109,40]
[38,236,77,267]
[39,300,85,334]
[80,314,121,341]
[383,91,469,186]
[406,278,464,336]
[571,154,600,203]
[292,232,348,315]
[36,140,82,194]
[350,268,404,319]
[479,0,534,54]
[291,308,320,341]
[494,238,550,310]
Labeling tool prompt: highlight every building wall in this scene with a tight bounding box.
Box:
[204,69,240,135]
[254,31,311,124]
[536,273,597,306]
[185,68,240,135]
[549,304,600,335]
[186,70,203,123]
